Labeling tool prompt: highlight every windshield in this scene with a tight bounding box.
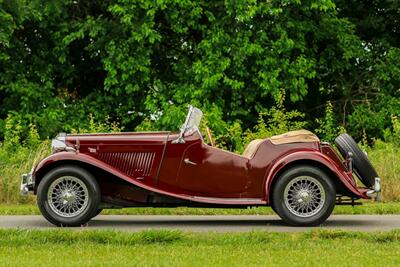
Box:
[185,106,203,134]
[173,106,203,144]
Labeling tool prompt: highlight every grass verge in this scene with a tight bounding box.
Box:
[1,202,400,215]
[365,140,400,201]
[0,229,400,266]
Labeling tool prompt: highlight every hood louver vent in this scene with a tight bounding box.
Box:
[98,152,155,177]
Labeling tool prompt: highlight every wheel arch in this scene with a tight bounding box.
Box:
[34,159,114,193]
[266,159,357,205]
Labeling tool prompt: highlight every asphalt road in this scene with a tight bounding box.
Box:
[0,215,400,232]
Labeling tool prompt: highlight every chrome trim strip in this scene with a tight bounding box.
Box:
[192,196,263,202]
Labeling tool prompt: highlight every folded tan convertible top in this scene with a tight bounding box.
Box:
[269,129,320,145]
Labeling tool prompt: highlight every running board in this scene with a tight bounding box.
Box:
[191,196,266,205]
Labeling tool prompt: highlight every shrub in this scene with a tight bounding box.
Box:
[3,113,24,151]
[364,140,400,201]
[0,114,122,203]
[383,115,400,145]
[243,90,307,149]
[71,114,123,133]
[315,101,346,142]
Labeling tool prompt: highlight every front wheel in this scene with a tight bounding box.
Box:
[272,165,335,226]
[37,165,101,227]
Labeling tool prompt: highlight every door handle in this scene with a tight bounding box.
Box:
[184,158,197,166]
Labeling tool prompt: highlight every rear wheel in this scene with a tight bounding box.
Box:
[37,165,101,227]
[272,165,335,226]
[93,209,103,217]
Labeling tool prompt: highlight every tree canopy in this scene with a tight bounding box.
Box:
[1,0,399,142]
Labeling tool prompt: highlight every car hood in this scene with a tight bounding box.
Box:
[65,131,171,146]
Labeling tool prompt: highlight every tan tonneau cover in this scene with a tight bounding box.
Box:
[269,129,319,145]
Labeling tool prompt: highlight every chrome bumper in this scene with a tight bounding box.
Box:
[21,172,34,196]
[366,177,381,201]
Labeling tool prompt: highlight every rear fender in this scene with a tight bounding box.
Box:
[264,150,365,203]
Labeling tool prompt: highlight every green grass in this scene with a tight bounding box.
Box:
[0,228,400,266]
[365,140,400,201]
[2,202,400,215]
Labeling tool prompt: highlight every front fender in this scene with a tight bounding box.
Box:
[264,150,365,202]
[33,152,136,189]
[33,151,167,196]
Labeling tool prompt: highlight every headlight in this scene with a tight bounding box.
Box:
[51,133,67,152]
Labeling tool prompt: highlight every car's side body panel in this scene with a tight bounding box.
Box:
[176,142,249,196]
[156,132,249,198]
[32,130,369,207]
[33,152,266,205]
[246,140,321,198]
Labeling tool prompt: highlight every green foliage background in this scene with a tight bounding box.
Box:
[1,0,399,145]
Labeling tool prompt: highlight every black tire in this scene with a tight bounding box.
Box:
[272,165,335,226]
[270,203,277,214]
[93,209,103,217]
[37,165,101,227]
[334,133,378,188]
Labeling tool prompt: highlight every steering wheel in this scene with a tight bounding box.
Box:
[206,127,215,147]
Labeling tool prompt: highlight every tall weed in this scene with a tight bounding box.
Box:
[71,114,123,133]
[383,115,400,145]
[315,101,346,142]
[0,116,51,203]
[364,141,400,201]
[242,90,307,149]
[0,113,121,203]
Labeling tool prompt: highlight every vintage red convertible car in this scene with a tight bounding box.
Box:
[21,106,381,226]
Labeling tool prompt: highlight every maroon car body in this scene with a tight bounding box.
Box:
[32,131,369,204]
[21,106,380,226]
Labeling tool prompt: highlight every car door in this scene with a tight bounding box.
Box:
[177,142,250,197]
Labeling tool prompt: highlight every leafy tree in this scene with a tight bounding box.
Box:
[332,0,400,139]
[0,0,398,143]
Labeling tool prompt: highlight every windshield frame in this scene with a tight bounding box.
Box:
[172,105,203,144]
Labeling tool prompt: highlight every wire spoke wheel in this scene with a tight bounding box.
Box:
[47,176,89,218]
[283,176,326,218]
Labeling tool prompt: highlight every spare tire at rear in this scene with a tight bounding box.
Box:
[334,133,378,188]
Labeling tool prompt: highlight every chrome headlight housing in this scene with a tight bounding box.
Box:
[51,133,67,152]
